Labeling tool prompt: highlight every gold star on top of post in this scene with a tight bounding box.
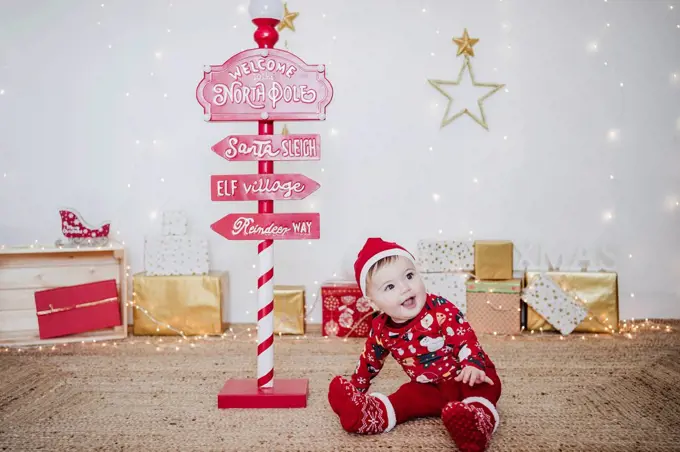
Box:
[452,28,479,57]
[277,3,299,32]
[428,56,505,130]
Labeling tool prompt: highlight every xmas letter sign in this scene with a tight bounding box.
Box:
[211,174,320,201]
[212,134,321,161]
[211,213,320,241]
[196,48,333,122]
[200,23,333,409]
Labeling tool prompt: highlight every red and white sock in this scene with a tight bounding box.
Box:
[327,376,397,434]
[441,397,499,452]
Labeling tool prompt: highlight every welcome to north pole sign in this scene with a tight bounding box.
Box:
[197,48,333,122]
[197,47,333,242]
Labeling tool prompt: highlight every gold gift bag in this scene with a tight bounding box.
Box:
[474,241,513,280]
[273,285,305,335]
[525,271,618,333]
[133,272,226,336]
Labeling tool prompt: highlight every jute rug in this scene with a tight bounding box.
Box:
[1,321,679,451]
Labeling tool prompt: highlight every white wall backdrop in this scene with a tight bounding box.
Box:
[1,0,679,323]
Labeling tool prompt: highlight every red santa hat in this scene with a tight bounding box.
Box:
[354,237,416,296]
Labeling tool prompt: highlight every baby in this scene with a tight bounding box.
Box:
[328,237,502,452]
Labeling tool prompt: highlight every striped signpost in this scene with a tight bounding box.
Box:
[196,1,333,409]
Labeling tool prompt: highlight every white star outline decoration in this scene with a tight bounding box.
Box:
[428,55,505,130]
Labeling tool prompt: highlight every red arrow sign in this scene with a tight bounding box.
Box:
[211,213,320,241]
[211,174,320,201]
[212,134,320,161]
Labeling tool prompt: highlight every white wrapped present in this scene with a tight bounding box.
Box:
[144,236,210,276]
[417,240,474,273]
[422,272,470,313]
[162,210,188,236]
[521,273,588,335]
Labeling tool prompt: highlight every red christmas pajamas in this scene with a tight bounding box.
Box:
[385,366,501,430]
[329,294,502,451]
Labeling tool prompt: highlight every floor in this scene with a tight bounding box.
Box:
[1,320,679,451]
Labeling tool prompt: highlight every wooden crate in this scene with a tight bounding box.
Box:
[0,241,128,346]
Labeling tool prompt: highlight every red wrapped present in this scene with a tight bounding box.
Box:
[321,281,374,337]
[34,279,122,339]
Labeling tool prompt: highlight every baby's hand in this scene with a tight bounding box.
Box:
[454,366,494,387]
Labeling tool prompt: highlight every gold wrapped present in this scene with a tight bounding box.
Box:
[474,240,513,280]
[274,285,305,335]
[525,271,618,333]
[132,272,226,336]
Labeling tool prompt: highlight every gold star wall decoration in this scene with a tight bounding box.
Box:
[277,3,299,32]
[428,29,505,130]
[452,28,479,57]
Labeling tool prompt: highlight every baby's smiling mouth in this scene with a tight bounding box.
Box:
[402,297,416,309]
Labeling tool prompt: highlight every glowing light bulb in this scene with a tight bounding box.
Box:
[607,129,620,142]
[155,51,163,59]
[432,193,440,202]
[422,8,427,12]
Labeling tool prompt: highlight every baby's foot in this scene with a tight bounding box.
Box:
[328,376,355,415]
[327,376,391,434]
[441,401,495,452]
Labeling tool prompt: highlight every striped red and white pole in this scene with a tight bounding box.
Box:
[257,237,274,388]
[256,116,275,389]
[252,6,280,391]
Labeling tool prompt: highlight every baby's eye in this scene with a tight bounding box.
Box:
[385,284,394,291]
[406,272,414,279]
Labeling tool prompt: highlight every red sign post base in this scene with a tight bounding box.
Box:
[217,378,309,409]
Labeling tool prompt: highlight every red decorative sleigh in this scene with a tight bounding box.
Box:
[58,208,111,246]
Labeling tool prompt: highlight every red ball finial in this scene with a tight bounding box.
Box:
[252,18,280,49]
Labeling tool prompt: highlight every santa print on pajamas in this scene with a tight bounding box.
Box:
[328,294,502,451]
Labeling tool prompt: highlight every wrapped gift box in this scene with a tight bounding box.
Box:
[274,285,305,335]
[466,279,521,335]
[525,271,618,333]
[162,210,188,236]
[132,272,226,336]
[321,281,373,337]
[144,236,210,276]
[34,279,122,339]
[422,272,470,313]
[474,240,514,280]
[416,239,474,272]
[521,273,589,335]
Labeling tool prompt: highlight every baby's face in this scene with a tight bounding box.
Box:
[367,256,427,323]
